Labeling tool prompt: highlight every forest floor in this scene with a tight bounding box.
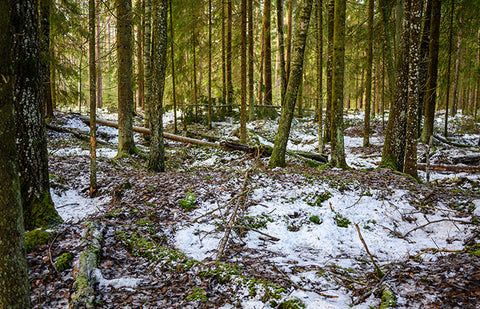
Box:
[28,109,480,308]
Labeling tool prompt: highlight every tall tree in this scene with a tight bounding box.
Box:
[144,0,152,127]
[316,0,324,153]
[277,0,287,102]
[96,0,103,109]
[404,0,423,178]
[247,0,254,119]
[269,0,314,168]
[476,28,480,120]
[264,0,273,106]
[117,0,136,155]
[443,0,455,137]
[13,0,62,230]
[226,0,234,110]
[285,0,293,81]
[363,0,374,148]
[381,0,410,171]
[451,19,462,117]
[89,0,97,196]
[240,0,247,142]
[208,0,212,129]
[417,0,432,136]
[324,0,334,144]
[169,0,177,133]
[136,0,145,110]
[0,0,31,305]
[420,0,441,143]
[192,5,199,122]
[148,0,168,172]
[329,0,347,168]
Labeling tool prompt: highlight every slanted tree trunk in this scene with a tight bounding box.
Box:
[13,0,62,230]
[324,0,334,144]
[316,0,324,153]
[148,0,168,172]
[0,1,31,304]
[330,0,347,168]
[269,0,314,168]
[89,0,97,196]
[363,0,374,148]
[240,0,247,143]
[420,0,441,143]
[404,0,422,179]
[277,0,287,103]
[117,0,136,155]
[381,0,410,171]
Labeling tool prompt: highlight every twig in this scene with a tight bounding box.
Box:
[48,230,62,273]
[402,218,471,238]
[192,193,241,223]
[233,224,280,241]
[413,248,463,258]
[272,264,338,299]
[216,168,252,260]
[354,223,383,278]
[352,269,391,305]
[426,135,433,183]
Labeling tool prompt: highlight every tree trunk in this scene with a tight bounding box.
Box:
[240,0,247,143]
[13,0,62,230]
[148,0,168,172]
[136,0,144,110]
[192,7,198,123]
[226,0,234,111]
[475,28,480,120]
[269,0,314,168]
[363,0,374,148]
[264,0,273,107]
[117,0,136,155]
[221,0,227,109]
[208,0,212,129]
[417,0,431,137]
[40,0,54,119]
[381,0,410,171]
[316,0,324,153]
[277,0,287,103]
[443,0,455,137]
[96,0,103,109]
[0,1,31,304]
[330,0,347,168]
[144,0,152,127]
[379,0,395,110]
[404,0,422,179]
[247,0,255,120]
[324,0,334,144]
[451,23,462,117]
[420,0,441,143]
[169,0,178,133]
[285,0,293,82]
[256,4,267,111]
[89,0,97,196]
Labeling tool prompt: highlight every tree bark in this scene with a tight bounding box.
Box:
[451,22,462,117]
[226,0,234,111]
[420,0,441,143]
[277,0,287,103]
[13,0,62,230]
[417,0,431,137]
[316,0,324,153]
[443,0,455,137]
[208,0,212,129]
[136,0,144,110]
[96,0,103,109]
[381,0,411,171]
[324,0,334,144]
[330,0,347,168]
[285,0,294,82]
[144,0,152,127]
[404,0,422,179]
[363,0,374,148]
[269,0,314,168]
[240,0,247,143]
[40,0,54,119]
[264,0,273,107]
[148,0,168,172]
[0,1,31,304]
[247,0,255,119]
[89,0,97,196]
[117,0,136,155]
[169,0,177,133]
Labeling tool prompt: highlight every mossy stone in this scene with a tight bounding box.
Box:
[25,229,52,253]
[56,252,74,272]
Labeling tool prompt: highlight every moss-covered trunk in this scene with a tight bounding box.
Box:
[13,0,62,230]
[148,0,168,172]
[117,0,136,156]
[0,0,31,305]
[269,0,314,168]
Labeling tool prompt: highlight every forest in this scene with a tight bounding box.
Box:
[1,0,480,308]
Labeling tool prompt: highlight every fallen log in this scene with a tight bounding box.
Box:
[47,123,108,145]
[79,115,328,163]
[451,154,480,165]
[417,163,480,173]
[433,134,476,148]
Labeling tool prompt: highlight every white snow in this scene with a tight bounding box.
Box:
[52,189,111,223]
[94,268,142,291]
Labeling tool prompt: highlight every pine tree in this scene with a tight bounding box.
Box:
[89,0,97,196]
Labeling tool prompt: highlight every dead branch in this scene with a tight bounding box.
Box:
[413,248,463,258]
[233,224,280,242]
[47,123,108,145]
[216,169,251,260]
[417,163,480,173]
[402,218,472,238]
[433,134,477,148]
[354,223,383,278]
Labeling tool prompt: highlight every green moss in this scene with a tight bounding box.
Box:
[305,191,332,206]
[25,229,52,253]
[379,286,396,309]
[309,215,322,224]
[186,287,208,302]
[239,215,273,229]
[179,192,197,211]
[334,213,351,228]
[25,190,63,230]
[278,299,306,309]
[55,252,74,272]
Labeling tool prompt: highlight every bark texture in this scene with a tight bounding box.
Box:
[117,0,136,155]
[89,0,97,195]
[330,0,347,168]
[363,0,374,148]
[148,0,168,172]
[324,0,334,144]
[269,0,314,168]
[13,0,62,230]
[0,0,31,305]
[240,0,247,143]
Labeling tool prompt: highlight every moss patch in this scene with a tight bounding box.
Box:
[25,229,52,253]
[56,252,74,272]
[24,190,63,230]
